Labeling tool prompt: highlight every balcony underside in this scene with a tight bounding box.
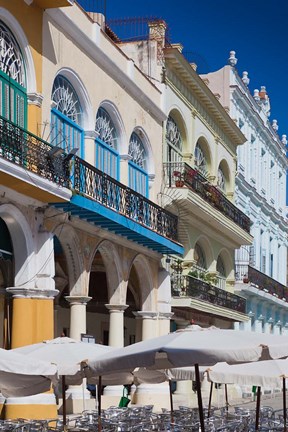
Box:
[31,0,73,8]
[165,187,253,248]
[0,160,71,203]
[172,297,249,322]
[51,194,184,255]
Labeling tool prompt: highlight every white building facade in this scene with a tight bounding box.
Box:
[202,51,288,336]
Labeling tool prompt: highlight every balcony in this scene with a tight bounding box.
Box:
[163,162,251,234]
[172,274,246,314]
[235,264,288,302]
[0,115,71,202]
[0,116,183,255]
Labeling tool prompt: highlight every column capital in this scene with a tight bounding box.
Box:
[105,304,128,313]
[158,312,174,320]
[133,311,158,320]
[6,286,59,299]
[65,296,92,306]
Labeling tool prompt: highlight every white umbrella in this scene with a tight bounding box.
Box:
[84,326,288,431]
[208,359,288,430]
[0,348,57,397]
[13,337,120,426]
[13,337,115,384]
[208,359,288,388]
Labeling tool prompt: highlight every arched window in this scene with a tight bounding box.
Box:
[194,142,208,177]
[194,243,206,271]
[216,255,226,289]
[166,116,182,163]
[217,166,226,192]
[0,20,27,127]
[51,75,83,155]
[128,132,148,197]
[95,107,119,179]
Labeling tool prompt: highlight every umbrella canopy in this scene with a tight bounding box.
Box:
[0,348,57,397]
[208,359,288,388]
[167,366,208,381]
[13,337,115,385]
[83,327,288,377]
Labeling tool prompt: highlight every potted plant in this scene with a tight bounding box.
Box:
[173,170,184,187]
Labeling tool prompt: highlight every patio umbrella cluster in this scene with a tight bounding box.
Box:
[1,327,288,431]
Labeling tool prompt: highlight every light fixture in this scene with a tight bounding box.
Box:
[48,146,63,157]
[64,148,79,161]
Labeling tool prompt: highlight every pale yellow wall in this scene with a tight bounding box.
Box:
[41,5,163,203]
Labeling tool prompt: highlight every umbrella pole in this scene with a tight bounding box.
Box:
[255,386,261,432]
[195,363,205,432]
[168,380,174,425]
[97,376,102,432]
[62,375,67,428]
[224,384,229,412]
[283,377,287,430]
[208,381,213,418]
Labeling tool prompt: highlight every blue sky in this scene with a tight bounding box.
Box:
[79,0,288,138]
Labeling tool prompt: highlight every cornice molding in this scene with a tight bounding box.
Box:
[46,8,166,124]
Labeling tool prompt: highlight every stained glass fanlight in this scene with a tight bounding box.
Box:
[128,132,146,168]
[166,116,182,150]
[52,75,82,125]
[95,107,117,149]
[217,166,226,192]
[0,20,25,86]
[194,142,208,176]
[194,243,206,270]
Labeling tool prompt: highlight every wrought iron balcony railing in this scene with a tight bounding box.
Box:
[73,157,179,241]
[235,264,288,302]
[0,116,179,242]
[172,274,246,313]
[0,115,70,188]
[163,162,251,233]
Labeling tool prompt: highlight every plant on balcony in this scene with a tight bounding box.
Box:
[188,269,199,278]
[173,170,184,187]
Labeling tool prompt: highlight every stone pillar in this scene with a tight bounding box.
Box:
[5,287,58,420]
[132,311,170,411]
[243,312,254,332]
[65,296,92,341]
[105,304,128,347]
[158,312,174,336]
[137,311,158,340]
[173,319,193,401]
[64,296,91,412]
[103,304,128,398]
[255,314,264,333]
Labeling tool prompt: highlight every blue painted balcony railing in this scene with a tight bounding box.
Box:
[163,162,251,234]
[72,156,178,241]
[0,116,180,244]
[172,274,246,313]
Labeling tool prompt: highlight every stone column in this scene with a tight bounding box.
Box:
[255,314,264,333]
[64,296,91,410]
[173,319,193,402]
[133,311,170,410]
[137,311,158,340]
[65,296,92,340]
[105,304,128,347]
[5,287,58,420]
[158,312,174,336]
[103,304,128,398]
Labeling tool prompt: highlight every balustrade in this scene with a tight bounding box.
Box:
[163,162,251,233]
